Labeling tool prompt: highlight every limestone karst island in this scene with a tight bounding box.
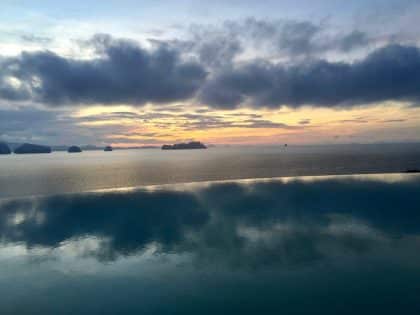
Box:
[161,141,207,150]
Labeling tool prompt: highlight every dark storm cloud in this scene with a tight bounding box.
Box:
[1,30,420,109]
[200,44,420,108]
[0,34,207,106]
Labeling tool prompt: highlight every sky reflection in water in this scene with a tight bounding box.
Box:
[1,174,420,314]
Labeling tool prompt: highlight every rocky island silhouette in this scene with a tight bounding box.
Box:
[14,143,52,154]
[0,142,11,154]
[68,146,82,153]
[162,141,207,150]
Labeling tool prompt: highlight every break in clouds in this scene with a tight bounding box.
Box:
[1,18,420,110]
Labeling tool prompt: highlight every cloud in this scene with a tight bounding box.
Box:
[20,34,52,44]
[0,107,140,145]
[338,30,370,52]
[298,119,311,125]
[75,111,170,123]
[1,31,420,111]
[382,119,407,123]
[338,118,370,124]
[0,34,207,106]
[176,113,296,130]
[200,44,420,108]
[164,18,374,70]
[218,18,373,58]
[273,20,321,55]
[0,107,62,142]
[77,110,295,131]
[180,24,242,68]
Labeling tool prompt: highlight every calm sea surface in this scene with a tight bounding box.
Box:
[0,173,420,314]
[1,144,420,314]
[0,143,420,198]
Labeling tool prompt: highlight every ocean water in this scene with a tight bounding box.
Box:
[0,143,420,198]
[1,144,420,314]
[0,173,420,314]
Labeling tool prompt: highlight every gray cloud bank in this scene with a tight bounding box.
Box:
[0,34,206,106]
[1,29,420,109]
[200,44,420,108]
[177,18,372,67]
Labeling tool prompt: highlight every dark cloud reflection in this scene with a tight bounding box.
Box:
[1,174,420,314]
[1,175,420,265]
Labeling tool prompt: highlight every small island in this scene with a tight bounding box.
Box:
[14,143,52,154]
[405,169,420,173]
[0,142,11,155]
[68,145,82,153]
[104,145,113,152]
[162,141,207,150]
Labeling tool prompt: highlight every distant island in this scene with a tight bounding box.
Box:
[0,142,11,154]
[104,145,113,152]
[68,145,82,153]
[14,143,52,154]
[162,141,207,150]
[405,169,420,173]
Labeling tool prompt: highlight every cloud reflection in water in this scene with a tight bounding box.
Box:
[1,174,420,314]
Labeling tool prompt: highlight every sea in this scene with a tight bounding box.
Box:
[0,143,420,314]
[1,143,420,198]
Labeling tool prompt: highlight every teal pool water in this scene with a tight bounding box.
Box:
[0,173,419,314]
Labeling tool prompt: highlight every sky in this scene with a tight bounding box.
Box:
[1,0,420,146]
